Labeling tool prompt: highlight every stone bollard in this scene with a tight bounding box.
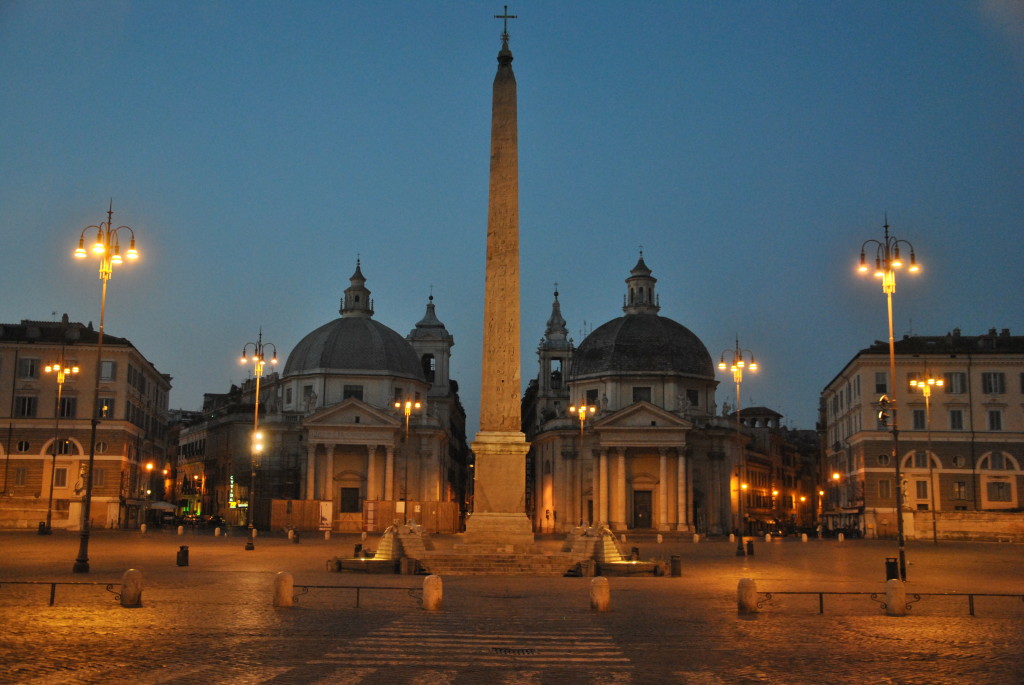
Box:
[121,569,143,608]
[287,529,294,540]
[253,528,259,538]
[765,533,771,543]
[422,575,443,611]
[620,534,627,544]
[361,531,367,542]
[729,533,736,543]
[215,527,221,537]
[590,576,611,612]
[324,530,331,541]
[693,533,700,543]
[274,572,294,607]
[838,532,845,543]
[140,523,147,535]
[801,533,808,543]
[177,525,184,536]
[885,578,907,616]
[176,545,189,567]
[737,578,758,614]
[656,534,663,544]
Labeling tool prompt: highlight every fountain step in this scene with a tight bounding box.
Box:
[415,552,586,576]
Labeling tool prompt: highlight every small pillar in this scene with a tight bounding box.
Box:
[140,523,147,535]
[590,576,611,612]
[765,533,771,543]
[177,525,184,536]
[287,529,294,540]
[274,572,294,607]
[361,531,367,541]
[885,578,907,616]
[838,532,845,543]
[214,527,221,537]
[423,575,443,611]
[253,528,259,538]
[620,534,627,544]
[729,533,736,543]
[801,533,808,543]
[324,530,331,541]
[656,534,663,544]
[120,569,143,608]
[693,533,700,544]
[737,578,758,614]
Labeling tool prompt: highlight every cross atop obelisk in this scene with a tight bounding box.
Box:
[494,5,516,42]
[465,6,534,550]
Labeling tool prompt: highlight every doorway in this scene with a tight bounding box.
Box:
[632,490,653,528]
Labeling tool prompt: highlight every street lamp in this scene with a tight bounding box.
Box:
[393,397,422,506]
[857,218,921,581]
[718,336,758,552]
[41,358,79,534]
[568,401,597,526]
[394,398,422,440]
[910,373,943,543]
[240,331,277,549]
[71,202,140,573]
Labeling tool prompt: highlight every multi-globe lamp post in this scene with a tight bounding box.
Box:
[393,397,422,504]
[240,332,276,550]
[910,373,943,543]
[857,219,920,581]
[71,203,139,573]
[568,402,596,526]
[40,358,79,534]
[718,337,757,553]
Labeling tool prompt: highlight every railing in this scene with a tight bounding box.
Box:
[0,580,121,606]
[294,584,422,608]
[758,591,1024,616]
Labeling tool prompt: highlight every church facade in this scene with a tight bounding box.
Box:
[523,256,819,535]
[176,262,470,532]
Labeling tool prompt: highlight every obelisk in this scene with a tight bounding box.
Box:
[465,8,534,550]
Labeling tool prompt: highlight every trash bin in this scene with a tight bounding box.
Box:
[292,531,300,544]
[37,521,51,535]
[630,546,640,561]
[177,545,189,567]
[885,557,899,580]
[746,540,754,556]
[670,555,682,577]
[354,543,363,558]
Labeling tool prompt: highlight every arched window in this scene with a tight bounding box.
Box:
[421,354,436,383]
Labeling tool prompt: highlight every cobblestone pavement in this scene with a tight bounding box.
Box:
[1,529,1022,684]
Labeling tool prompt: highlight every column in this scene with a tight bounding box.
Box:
[305,444,318,500]
[591,452,600,526]
[676,449,689,531]
[598,449,609,524]
[366,445,378,500]
[613,449,626,529]
[319,447,333,504]
[384,445,395,501]
[658,448,669,531]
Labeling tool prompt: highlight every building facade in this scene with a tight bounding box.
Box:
[0,315,172,529]
[176,263,470,532]
[821,328,1024,540]
[523,257,818,535]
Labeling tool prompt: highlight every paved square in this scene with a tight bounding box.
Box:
[1,530,1022,684]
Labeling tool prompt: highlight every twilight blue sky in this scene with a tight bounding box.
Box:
[2,1,1022,433]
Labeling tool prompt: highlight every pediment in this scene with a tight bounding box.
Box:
[593,401,692,430]
[303,397,400,429]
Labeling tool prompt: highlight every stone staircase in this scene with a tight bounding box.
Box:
[414,551,587,576]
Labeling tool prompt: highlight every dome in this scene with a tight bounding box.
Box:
[572,313,714,379]
[283,317,426,380]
